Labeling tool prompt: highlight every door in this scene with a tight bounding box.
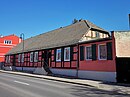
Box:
[44,50,49,66]
[116,57,130,83]
[42,50,52,74]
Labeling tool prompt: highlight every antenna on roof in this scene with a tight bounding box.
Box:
[72,19,78,24]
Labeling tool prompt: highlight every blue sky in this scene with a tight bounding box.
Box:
[0,0,130,39]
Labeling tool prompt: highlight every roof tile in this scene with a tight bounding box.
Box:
[7,20,108,54]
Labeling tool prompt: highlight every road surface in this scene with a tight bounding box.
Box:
[0,72,129,97]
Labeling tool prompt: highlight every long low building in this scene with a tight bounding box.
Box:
[4,20,130,83]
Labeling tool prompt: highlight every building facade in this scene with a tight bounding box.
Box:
[113,31,130,83]
[4,20,130,83]
[0,34,21,63]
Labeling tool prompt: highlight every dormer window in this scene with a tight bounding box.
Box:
[4,40,12,44]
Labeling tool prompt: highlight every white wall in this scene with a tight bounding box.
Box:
[78,70,116,82]
[12,67,117,82]
[50,68,77,77]
[51,68,116,82]
[15,67,35,71]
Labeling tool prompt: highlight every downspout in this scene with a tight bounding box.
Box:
[111,31,117,82]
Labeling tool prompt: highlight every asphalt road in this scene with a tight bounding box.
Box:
[0,72,130,97]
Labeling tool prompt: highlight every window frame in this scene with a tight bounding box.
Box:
[18,54,21,62]
[30,52,34,62]
[8,56,10,63]
[86,46,92,60]
[6,56,10,63]
[95,31,100,38]
[64,47,70,61]
[21,53,24,63]
[34,52,38,62]
[4,40,12,44]
[98,44,107,60]
[56,49,61,62]
[5,56,8,63]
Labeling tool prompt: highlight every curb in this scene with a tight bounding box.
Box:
[0,70,95,87]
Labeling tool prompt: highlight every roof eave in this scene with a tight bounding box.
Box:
[78,37,112,45]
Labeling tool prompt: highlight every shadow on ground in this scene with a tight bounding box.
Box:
[70,85,130,97]
[102,81,130,87]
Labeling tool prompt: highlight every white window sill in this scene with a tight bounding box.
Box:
[86,59,92,61]
[56,60,61,62]
[64,60,70,62]
[98,58,107,60]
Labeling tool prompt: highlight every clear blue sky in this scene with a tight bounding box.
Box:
[0,0,130,39]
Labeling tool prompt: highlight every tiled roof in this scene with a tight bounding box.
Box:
[7,20,109,55]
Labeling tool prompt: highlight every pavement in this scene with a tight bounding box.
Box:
[0,70,130,95]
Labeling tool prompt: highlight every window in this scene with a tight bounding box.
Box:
[64,47,70,61]
[56,49,61,61]
[98,44,107,60]
[96,31,100,38]
[30,52,34,62]
[8,56,10,63]
[6,56,10,63]
[80,46,84,61]
[21,53,24,62]
[4,40,12,44]
[86,46,92,60]
[18,54,21,62]
[34,52,38,62]
[102,33,104,38]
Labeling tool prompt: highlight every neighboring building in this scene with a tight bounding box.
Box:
[0,34,21,63]
[113,31,130,83]
[4,20,130,83]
